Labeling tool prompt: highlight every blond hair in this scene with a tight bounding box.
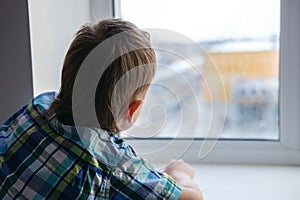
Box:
[48,19,156,133]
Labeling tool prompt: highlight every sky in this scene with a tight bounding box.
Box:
[120,0,280,42]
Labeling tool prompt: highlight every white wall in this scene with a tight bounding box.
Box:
[28,0,91,95]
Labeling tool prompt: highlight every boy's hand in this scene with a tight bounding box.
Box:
[163,159,203,200]
[164,159,195,180]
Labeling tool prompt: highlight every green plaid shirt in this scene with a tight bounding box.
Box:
[0,92,181,199]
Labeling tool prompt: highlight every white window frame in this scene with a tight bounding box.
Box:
[96,0,300,165]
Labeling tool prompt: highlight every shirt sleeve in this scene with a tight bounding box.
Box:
[109,156,181,200]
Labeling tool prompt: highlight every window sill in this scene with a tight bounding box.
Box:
[155,163,300,200]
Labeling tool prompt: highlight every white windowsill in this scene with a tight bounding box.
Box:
[195,164,300,200]
[154,163,300,200]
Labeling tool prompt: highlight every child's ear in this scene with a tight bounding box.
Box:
[127,99,144,123]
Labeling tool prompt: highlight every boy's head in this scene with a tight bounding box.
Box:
[48,19,156,133]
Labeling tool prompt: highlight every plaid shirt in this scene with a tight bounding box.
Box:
[0,92,181,199]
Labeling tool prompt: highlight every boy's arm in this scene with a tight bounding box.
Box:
[109,156,182,199]
[163,160,203,200]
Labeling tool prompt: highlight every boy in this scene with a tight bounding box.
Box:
[0,19,202,199]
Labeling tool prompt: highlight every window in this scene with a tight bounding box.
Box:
[28,0,300,165]
[120,0,280,141]
[117,0,300,165]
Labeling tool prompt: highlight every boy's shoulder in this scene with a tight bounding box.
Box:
[64,124,137,169]
[0,92,56,154]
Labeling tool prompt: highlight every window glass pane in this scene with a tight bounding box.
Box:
[120,0,280,140]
